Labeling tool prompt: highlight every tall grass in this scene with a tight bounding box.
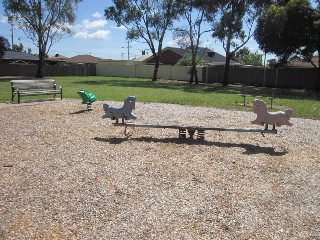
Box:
[1,76,319,118]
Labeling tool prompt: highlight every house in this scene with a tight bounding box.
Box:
[134,54,151,61]
[0,51,39,64]
[287,56,319,68]
[66,54,102,65]
[46,54,68,65]
[144,47,239,66]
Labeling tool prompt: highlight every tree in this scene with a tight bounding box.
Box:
[212,0,260,86]
[0,36,10,60]
[255,0,313,62]
[235,47,263,66]
[175,55,206,66]
[3,0,82,78]
[267,58,279,68]
[255,0,320,90]
[305,2,320,90]
[105,0,180,81]
[12,43,32,53]
[173,0,216,84]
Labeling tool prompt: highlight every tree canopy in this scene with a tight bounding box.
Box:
[12,43,32,53]
[105,0,181,81]
[3,0,82,78]
[0,36,10,60]
[255,0,320,90]
[255,0,315,63]
[173,0,217,84]
[175,55,206,66]
[211,0,259,86]
[235,47,263,66]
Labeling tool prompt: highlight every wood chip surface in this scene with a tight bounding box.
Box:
[0,99,319,239]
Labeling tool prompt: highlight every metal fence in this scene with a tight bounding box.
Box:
[0,64,96,77]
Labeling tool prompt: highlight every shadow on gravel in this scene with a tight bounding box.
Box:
[93,136,287,156]
[69,109,91,114]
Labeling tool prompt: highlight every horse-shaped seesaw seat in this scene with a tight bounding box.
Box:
[251,99,293,130]
[102,96,137,123]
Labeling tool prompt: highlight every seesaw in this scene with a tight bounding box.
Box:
[102,96,293,140]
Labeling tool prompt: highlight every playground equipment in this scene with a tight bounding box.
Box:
[251,99,293,130]
[102,97,293,139]
[102,96,137,123]
[77,89,97,110]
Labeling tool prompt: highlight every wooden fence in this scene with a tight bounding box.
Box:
[207,67,318,89]
[0,64,96,77]
[97,62,318,89]
[1,62,318,89]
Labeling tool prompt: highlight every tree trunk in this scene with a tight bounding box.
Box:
[189,67,194,84]
[195,68,198,84]
[36,47,44,78]
[36,2,43,78]
[223,36,232,86]
[315,49,320,92]
[315,67,320,92]
[36,58,44,78]
[190,52,199,84]
[223,55,231,86]
[152,55,160,81]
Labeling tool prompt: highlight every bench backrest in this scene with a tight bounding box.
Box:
[10,79,56,90]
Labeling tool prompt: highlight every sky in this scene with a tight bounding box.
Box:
[0,0,275,61]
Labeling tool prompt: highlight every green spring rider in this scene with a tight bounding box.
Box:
[77,89,97,110]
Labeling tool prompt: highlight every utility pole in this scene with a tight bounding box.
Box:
[122,41,131,60]
[126,41,130,60]
[11,24,14,47]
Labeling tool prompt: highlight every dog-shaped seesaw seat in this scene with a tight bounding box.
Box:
[251,99,293,130]
[102,96,137,124]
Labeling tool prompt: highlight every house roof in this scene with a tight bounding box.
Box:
[66,54,101,64]
[2,51,39,61]
[134,55,151,61]
[146,47,238,65]
[288,56,319,68]
[46,54,68,62]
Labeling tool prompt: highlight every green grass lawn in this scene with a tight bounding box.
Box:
[1,76,319,119]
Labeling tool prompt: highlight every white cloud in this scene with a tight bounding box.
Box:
[82,19,107,29]
[89,30,111,39]
[0,16,8,23]
[92,12,103,18]
[74,29,111,40]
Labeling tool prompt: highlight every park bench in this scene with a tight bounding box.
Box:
[10,79,62,103]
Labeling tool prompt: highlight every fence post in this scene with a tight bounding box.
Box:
[275,68,279,87]
[263,67,266,87]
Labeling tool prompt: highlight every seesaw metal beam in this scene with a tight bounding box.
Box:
[114,123,278,139]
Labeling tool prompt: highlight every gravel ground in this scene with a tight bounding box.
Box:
[0,98,319,239]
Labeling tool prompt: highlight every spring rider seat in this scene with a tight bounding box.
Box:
[77,89,97,110]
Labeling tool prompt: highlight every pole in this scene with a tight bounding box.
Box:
[127,41,130,60]
[11,24,14,47]
[123,123,278,134]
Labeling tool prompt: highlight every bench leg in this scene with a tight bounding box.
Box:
[18,93,20,103]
